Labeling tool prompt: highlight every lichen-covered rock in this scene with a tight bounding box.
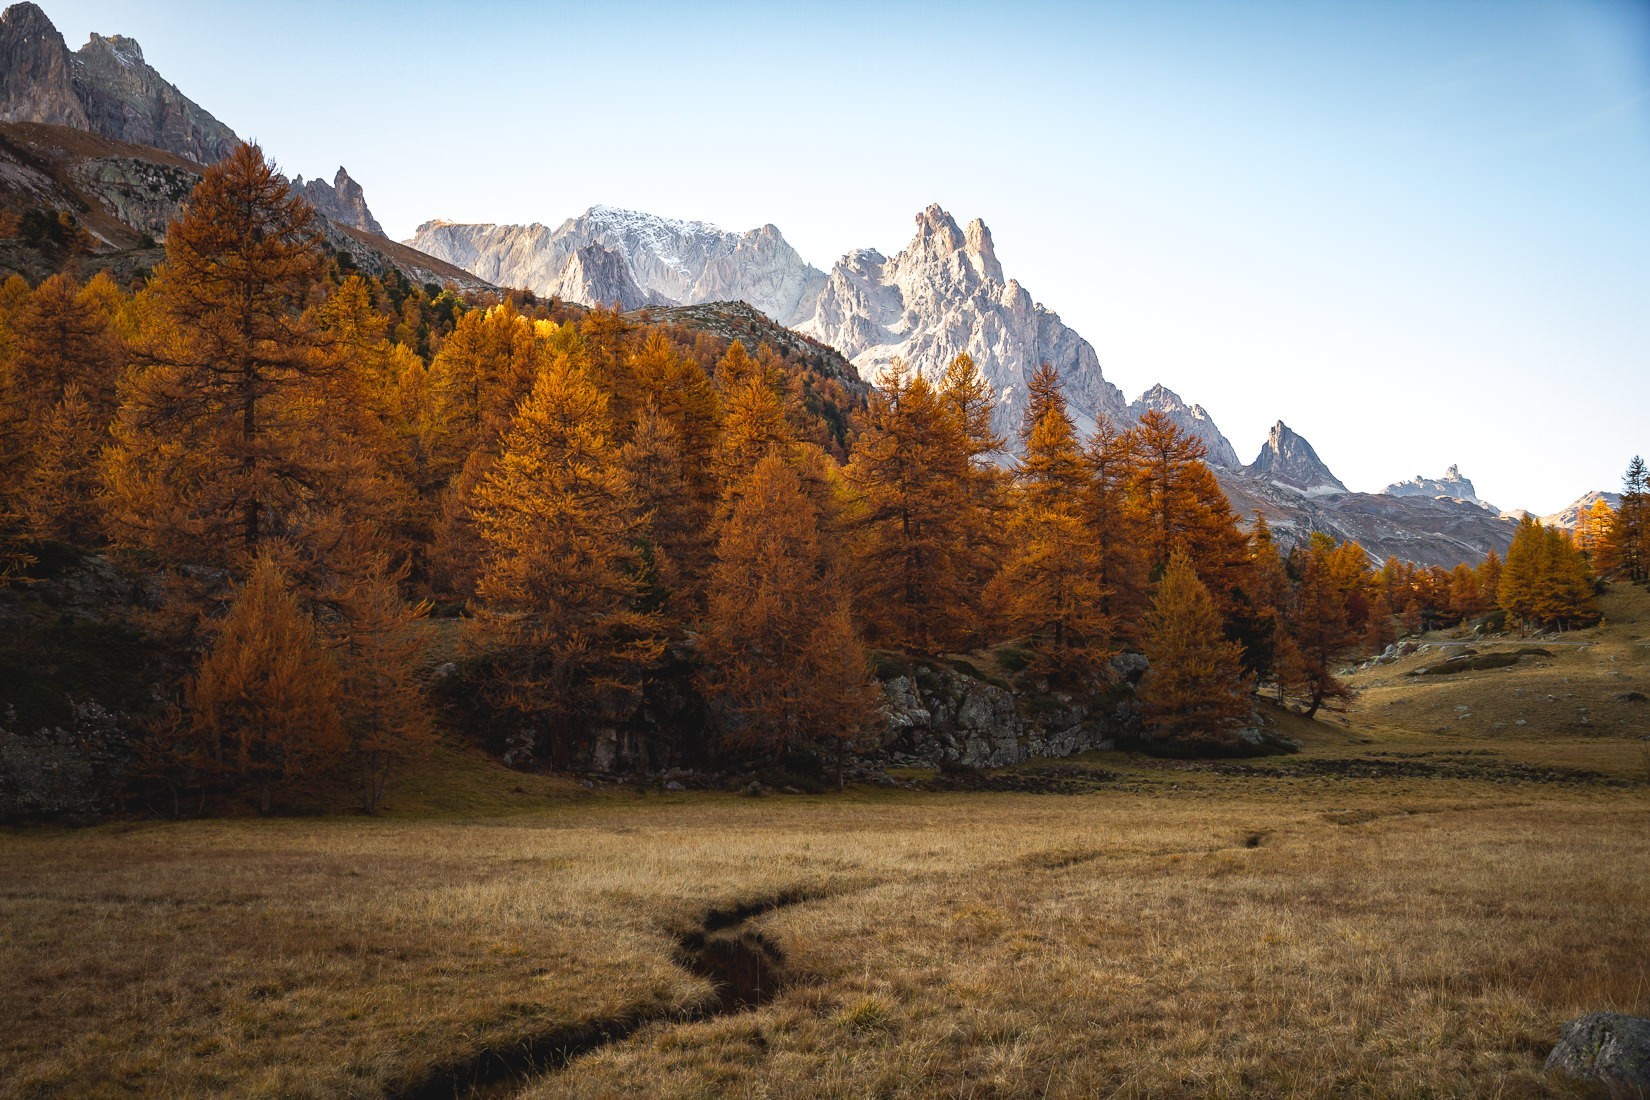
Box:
[1546,1012,1650,1096]
[879,661,1128,769]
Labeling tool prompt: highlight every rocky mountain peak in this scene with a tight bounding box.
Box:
[70,27,239,166]
[0,2,89,129]
[1247,420,1347,496]
[293,166,385,237]
[84,31,141,66]
[1127,383,1241,467]
[1383,464,1486,507]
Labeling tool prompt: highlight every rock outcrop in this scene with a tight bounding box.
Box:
[1247,420,1347,496]
[1127,383,1241,467]
[1546,1013,1650,1097]
[877,660,1132,769]
[1383,464,1489,507]
[0,2,87,129]
[292,166,384,237]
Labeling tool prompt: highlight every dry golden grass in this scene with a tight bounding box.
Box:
[3,588,1649,1097]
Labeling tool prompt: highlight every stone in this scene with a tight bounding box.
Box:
[664,780,685,792]
[1546,1012,1650,1096]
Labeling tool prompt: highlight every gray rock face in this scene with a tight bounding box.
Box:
[293,166,385,237]
[1247,420,1347,496]
[1546,1013,1650,1096]
[0,2,88,129]
[409,206,827,326]
[1127,383,1242,467]
[71,33,238,166]
[68,154,195,240]
[0,4,235,166]
[800,204,1128,442]
[878,663,1130,769]
[544,243,668,311]
[1383,464,1488,507]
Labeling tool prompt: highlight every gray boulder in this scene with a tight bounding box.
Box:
[1546,1012,1650,1096]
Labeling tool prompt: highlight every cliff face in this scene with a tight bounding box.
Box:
[71,32,238,166]
[0,3,89,129]
[293,167,385,237]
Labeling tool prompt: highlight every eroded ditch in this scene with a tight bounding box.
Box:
[389,892,813,1100]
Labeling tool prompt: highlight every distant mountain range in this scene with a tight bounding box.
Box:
[0,1,1611,568]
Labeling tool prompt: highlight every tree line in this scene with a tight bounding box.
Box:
[0,144,1630,814]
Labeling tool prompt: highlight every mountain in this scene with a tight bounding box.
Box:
[797,204,1127,439]
[410,206,826,326]
[1126,384,1241,467]
[1246,421,1347,496]
[292,167,384,237]
[0,1,84,129]
[416,203,1129,442]
[1383,465,1489,508]
[0,4,467,289]
[548,243,667,311]
[0,120,487,290]
[1,3,234,165]
[1541,490,1621,531]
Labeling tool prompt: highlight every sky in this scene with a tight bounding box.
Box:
[38,0,1650,515]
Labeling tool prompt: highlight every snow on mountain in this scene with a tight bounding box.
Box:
[1126,383,1241,468]
[797,204,1127,440]
[409,206,825,325]
[1246,421,1347,497]
[1382,465,1491,509]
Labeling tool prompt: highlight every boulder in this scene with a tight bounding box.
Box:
[1546,1012,1650,1096]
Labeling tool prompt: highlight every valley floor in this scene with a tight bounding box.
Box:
[4,591,1650,1098]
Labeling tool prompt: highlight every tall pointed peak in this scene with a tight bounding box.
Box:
[1249,420,1346,496]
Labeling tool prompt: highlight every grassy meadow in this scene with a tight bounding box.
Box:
[4,588,1650,1098]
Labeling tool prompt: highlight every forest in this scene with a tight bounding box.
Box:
[0,144,1641,819]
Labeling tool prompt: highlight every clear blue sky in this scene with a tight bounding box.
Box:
[40,0,1650,514]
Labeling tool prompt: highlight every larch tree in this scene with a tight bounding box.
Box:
[1501,516,1597,630]
[325,550,436,814]
[1123,409,1250,606]
[186,553,345,813]
[997,363,1110,677]
[699,452,877,768]
[1279,534,1364,718]
[1606,457,1648,584]
[845,360,975,652]
[1138,549,1254,748]
[101,142,330,571]
[468,354,663,770]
